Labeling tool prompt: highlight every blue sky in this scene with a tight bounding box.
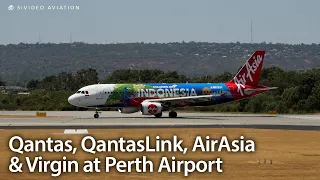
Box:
[1,0,320,44]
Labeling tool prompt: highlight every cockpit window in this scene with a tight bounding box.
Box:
[77,90,89,94]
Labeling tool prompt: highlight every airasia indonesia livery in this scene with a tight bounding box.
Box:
[68,50,276,118]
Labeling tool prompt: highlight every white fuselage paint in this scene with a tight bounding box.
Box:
[68,84,214,108]
[68,84,114,107]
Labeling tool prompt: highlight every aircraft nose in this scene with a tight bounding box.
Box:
[68,94,77,106]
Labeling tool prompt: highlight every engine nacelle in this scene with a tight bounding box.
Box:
[118,107,139,114]
[140,101,163,115]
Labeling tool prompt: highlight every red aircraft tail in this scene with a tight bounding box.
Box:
[228,50,266,86]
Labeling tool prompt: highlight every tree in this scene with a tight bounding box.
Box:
[0,78,5,86]
[281,87,300,109]
[0,81,5,86]
[26,79,39,90]
[75,68,99,88]
[305,82,320,111]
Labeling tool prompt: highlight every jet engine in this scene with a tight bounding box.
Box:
[140,101,163,115]
[118,107,139,114]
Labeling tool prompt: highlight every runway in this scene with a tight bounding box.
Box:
[0,111,319,130]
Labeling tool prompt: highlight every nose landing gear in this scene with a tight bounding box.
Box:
[94,108,100,118]
[94,113,99,118]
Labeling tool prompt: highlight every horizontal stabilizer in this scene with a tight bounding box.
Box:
[245,87,278,92]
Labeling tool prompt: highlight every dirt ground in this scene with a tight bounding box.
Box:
[0,115,72,118]
[0,128,319,180]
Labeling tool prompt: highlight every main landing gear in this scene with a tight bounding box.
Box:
[169,111,178,118]
[154,113,162,118]
[94,108,100,118]
[153,111,178,118]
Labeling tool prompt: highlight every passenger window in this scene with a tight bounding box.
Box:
[81,91,84,94]
[76,91,81,93]
[86,91,89,94]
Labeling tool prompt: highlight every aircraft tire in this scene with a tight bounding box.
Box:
[94,113,99,118]
[169,111,177,118]
[154,113,162,118]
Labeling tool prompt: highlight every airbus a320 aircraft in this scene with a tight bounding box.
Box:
[68,50,276,118]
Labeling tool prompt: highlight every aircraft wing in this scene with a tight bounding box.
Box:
[144,95,214,107]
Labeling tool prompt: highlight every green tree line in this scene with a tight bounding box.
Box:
[2,42,320,85]
[0,67,319,113]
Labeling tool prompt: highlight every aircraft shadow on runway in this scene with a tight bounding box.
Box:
[81,116,223,120]
[81,115,276,121]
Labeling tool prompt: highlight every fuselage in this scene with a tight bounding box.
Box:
[67,82,266,108]
[67,50,275,118]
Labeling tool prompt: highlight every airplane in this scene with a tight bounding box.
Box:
[68,50,277,118]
